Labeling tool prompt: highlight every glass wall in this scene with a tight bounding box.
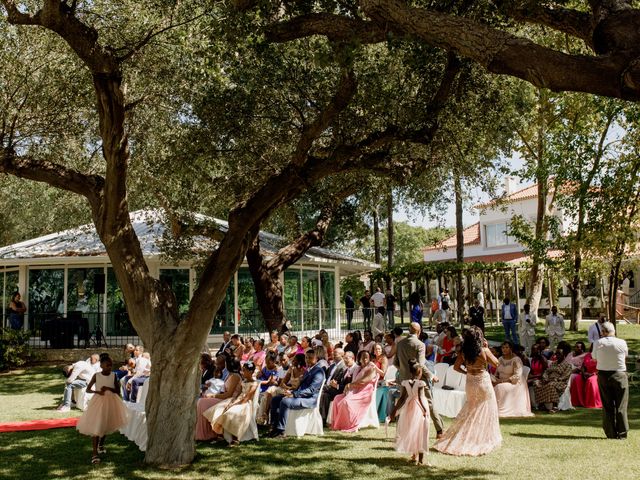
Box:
[237,268,261,332]
[159,268,190,317]
[68,267,104,333]
[284,270,302,328]
[28,268,64,330]
[106,267,129,335]
[2,269,19,328]
[302,269,320,330]
[212,279,234,334]
[320,271,336,326]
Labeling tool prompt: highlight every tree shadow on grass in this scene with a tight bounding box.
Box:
[0,366,65,396]
[510,432,602,440]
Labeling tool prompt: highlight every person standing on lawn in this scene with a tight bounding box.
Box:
[76,354,128,464]
[593,322,629,440]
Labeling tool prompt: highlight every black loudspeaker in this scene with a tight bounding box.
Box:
[93,273,106,293]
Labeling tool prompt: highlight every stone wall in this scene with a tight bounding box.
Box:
[33,347,125,364]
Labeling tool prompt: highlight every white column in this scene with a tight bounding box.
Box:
[233,270,239,335]
[300,268,304,332]
[63,266,68,317]
[317,266,322,331]
[19,265,28,331]
[334,266,341,340]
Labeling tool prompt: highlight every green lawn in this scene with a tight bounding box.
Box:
[484,322,640,357]
[1,366,639,480]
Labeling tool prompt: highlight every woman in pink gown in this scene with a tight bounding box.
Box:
[434,327,502,456]
[195,357,242,440]
[493,342,533,418]
[331,351,378,432]
[569,351,602,408]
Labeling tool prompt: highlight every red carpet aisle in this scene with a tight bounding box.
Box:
[0,417,79,433]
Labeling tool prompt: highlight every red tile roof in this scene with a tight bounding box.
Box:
[475,184,539,209]
[430,250,563,265]
[423,222,480,252]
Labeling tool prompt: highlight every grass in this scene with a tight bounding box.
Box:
[483,321,640,357]
[1,367,639,480]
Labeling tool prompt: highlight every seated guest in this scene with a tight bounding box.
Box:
[331,350,378,432]
[321,332,334,362]
[249,339,266,370]
[325,347,344,380]
[300,336,312,352]
[276,352,289,378]
[344,332,359,356]
[257,353,306,424]
[570,344,603,408]
[437,326,459,364]
[492,341,533,417]
[384,332,396,365]
[359,330,376,354]
[286,335,303,359]
[277,334,289,355]
[228,334,244,361]
[266,330,280,353]
[372,343,390,422]
[210,361,260,445]
[122,345,151,402]
[56,354,100,411]
[315,345,330,373]
[258,352,279,393]
[216,331,231,356]
[200,353,216,393]
[536,337,553,360]
[527,344,548,409]
[533,342,573,412]
[269,349,326,438]
[196,356,242,441]
[567,341,587,372]
[242,337,255,362]
[320,350,356,423]
[513,344,530,368]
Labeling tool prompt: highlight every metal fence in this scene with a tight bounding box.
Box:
[5,307,413,349]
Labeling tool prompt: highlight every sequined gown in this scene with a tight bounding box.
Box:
[434,354,502,456]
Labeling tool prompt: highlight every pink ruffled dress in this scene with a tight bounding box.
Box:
[76,372,128,437]
[395,380,430,455]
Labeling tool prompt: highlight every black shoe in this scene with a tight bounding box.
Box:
[267,429,283,438]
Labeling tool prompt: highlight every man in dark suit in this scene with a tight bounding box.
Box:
[319,350,356,423]
[269,348,326,437]
[394,322,444,438]
[216,331,231,356]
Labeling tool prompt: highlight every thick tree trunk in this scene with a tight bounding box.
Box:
[454,174,464,327]
[608,257,623,324]
[373,206,381,265]
[387,190,394,269]
[569,252,583,331]
[246,242,286,333]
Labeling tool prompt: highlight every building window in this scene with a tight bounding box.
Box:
[485,223,514,247]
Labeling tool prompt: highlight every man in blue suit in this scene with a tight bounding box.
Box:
[269,348,326,438]
[501,297,520,345]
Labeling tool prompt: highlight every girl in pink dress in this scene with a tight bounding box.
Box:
[390,360,430,466]
[76,354,128,464]
[331,351,378,432]
[434,327,502,456]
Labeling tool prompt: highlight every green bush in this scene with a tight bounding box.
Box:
[0,328,34,371]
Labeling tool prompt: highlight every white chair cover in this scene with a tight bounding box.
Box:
[432,365,467,418]
[284,379,326,438]
[72,387,93,411]
[136,381,149,406]
[120,386,149,451]
[433,363,449,389]
[557,376,574,411]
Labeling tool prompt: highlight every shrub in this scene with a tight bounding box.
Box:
[0,328,34,371]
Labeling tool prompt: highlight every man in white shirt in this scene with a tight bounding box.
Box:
[545,306,565,348]
[592,322,629,439]
[57,353,100,411]
[588,315,606,346]
[370,287,386,309]
[123,345,151,402]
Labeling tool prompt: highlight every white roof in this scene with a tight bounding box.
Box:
[0,210,378,274]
